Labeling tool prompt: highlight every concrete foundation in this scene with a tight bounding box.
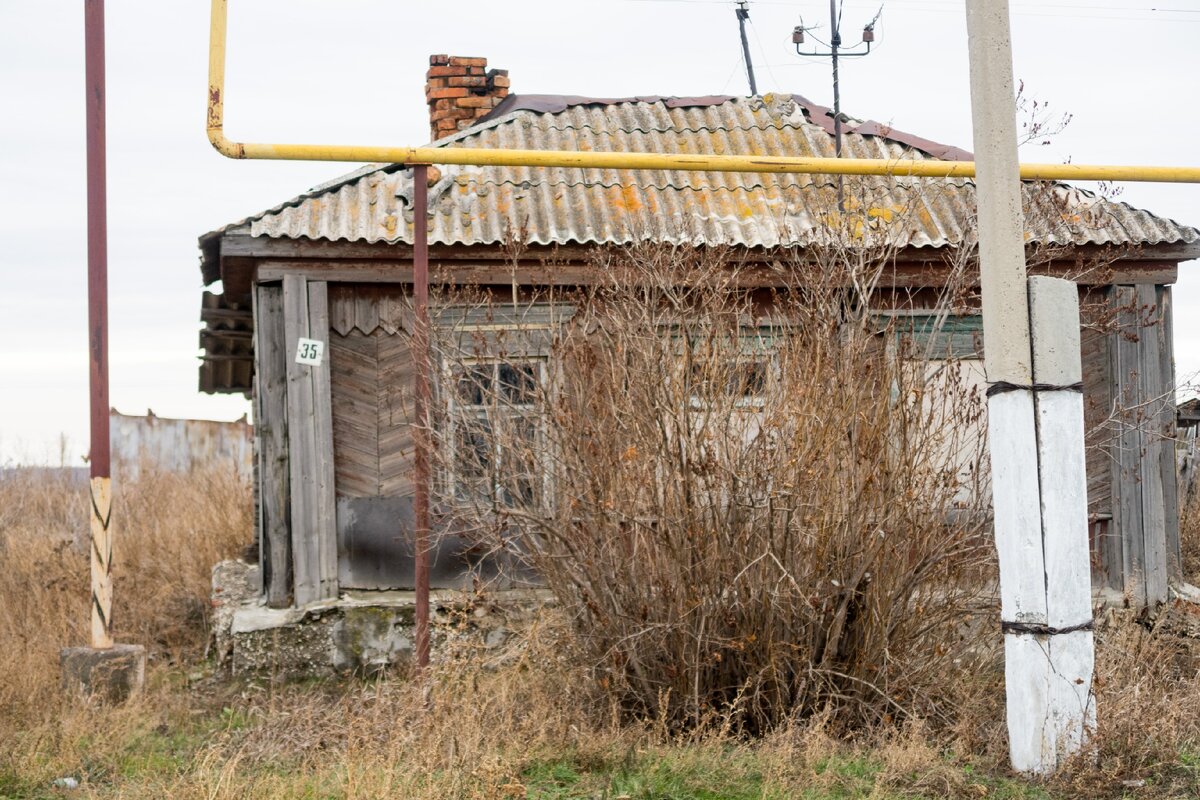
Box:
[60,643,146,703]
[211,560,552,677]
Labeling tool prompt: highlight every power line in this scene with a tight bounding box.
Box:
[617,0,1200,21]
[748,16,783,90]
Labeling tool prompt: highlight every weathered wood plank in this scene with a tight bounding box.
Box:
[256,260,1181,289]
[329,284,356,336]
[307,281,338,600]
[1137,284,1169,607]
[1080,321,1112,521]
[284,276,317,605]
[221,229,1200,267]
[1113,285,1144,606]
[284,276,339,605]
[1158,286,1182,581]
[254,283,292,607]
[354,286,381,335]
[331,330,382,498]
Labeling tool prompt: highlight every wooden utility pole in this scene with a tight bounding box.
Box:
[965,0,1094,775]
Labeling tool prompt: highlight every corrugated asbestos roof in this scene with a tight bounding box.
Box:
[198,92,1200,395]
[215,93,1199,257]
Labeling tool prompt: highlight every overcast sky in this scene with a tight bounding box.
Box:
[3,0,1199,465]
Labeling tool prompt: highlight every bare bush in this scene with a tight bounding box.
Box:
[430,222,996,732]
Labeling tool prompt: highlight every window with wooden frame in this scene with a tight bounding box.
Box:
[447,357,548,508]
[886,313,984,361]
[681,326,779,410]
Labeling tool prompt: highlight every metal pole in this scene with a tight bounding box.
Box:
[85,0,113,651]
[736,2,758,96]
[412,164,432,672]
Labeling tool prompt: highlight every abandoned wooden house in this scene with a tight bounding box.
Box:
[198,55,1200,628]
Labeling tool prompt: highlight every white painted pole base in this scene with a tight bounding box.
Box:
[990,277,1095,776]
[1004,630,1095,775]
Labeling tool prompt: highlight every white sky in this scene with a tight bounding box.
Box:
[3,0,1200,465]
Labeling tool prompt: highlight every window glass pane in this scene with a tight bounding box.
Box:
[498,362,538,405]
[500,412,540,506]
[458,365,492,406]
[456,416,492,477]
[731,360,768,398]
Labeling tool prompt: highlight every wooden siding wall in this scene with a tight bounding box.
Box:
[251,278,339,608]
[1092,284,1181,608]
[253,280,1179,609]
[329,329,416,498]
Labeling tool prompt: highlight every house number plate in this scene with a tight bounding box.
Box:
[295,337,325,366]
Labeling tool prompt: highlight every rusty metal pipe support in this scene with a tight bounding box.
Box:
[208,0,1200,183]
[411,164,431,673]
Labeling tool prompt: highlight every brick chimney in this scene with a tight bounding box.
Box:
[426,55,510,141]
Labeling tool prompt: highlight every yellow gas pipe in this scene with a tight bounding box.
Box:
[208,0,1200,183]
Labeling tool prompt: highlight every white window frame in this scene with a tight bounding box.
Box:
[444,355,549,509]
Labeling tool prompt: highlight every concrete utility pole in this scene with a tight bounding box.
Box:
[965,0,1094,775]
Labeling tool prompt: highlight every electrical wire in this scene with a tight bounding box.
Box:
[616,0,1200,21]
[749,17,783,89]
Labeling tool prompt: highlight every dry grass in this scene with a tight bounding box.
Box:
[2,458,1200,797]
[0,466,250,727]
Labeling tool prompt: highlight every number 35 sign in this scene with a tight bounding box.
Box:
[295,338,325,366]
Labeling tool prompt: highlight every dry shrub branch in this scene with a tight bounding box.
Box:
[431,189,997,733]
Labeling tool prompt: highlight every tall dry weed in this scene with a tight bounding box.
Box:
[0,466,250,736]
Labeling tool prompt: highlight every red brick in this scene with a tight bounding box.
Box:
[445,75,487,88]
[427,65,483,78]
[429,54,450,66]
[456,95,497,108]
[447,56,487,67]
[430,108,474,122]
[490,75,511,89]
[426,87,470,100]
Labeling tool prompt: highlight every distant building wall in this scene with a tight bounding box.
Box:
[110,410,252,481]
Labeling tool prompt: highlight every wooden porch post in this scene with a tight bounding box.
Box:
[283,275,338,605]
